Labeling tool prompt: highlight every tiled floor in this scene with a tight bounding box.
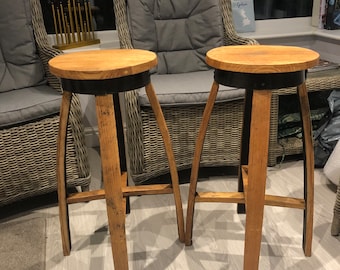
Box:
[3,147,340,269]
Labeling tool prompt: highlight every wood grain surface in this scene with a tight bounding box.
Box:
[48,49,157,80]
[206,45,320,73]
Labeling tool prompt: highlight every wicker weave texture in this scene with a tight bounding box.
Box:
[0,0,91,206]
[130,101,244,183]
[0,114,89,205]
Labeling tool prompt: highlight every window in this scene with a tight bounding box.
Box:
[254,0,313,20]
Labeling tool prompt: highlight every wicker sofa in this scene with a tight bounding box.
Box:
[114,0,340,185]
[0,0,91,206]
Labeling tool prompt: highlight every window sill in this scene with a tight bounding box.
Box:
[240,17,340,42]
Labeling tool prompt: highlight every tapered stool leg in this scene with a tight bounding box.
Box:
[297,82,314,256]
[57,91,73,256]
[185,81,220,246]
[243,90,272,270]
[145,82,185,243]
[95,94,128,270]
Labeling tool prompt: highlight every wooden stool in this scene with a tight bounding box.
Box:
[48,49,185,270]
[185,45,319,269]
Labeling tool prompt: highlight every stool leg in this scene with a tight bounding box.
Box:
[144,82,185,243]
[95,95,128,270]
[243,90,272,270]
[57,91,72,256]
[297,82,314,256]
[185,81,220,246]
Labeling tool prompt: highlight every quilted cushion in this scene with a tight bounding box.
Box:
[127,0,224,74]
[0,0,46,93]
[0,0,61,128]
[0,85,61,128]
[128,0,242,107]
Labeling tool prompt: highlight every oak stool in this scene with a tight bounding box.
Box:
[185,45,319,270]
[49,49,185,270]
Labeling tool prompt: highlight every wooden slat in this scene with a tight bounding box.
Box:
[122,184,173,196]
[67,172,127,204]
[196,192,245,203]
[195,192,305,209]
[67,170,305,210]
[242,166,305,209]
[265,195,305,209]
[67,189,106,204]
[67,182,173,204]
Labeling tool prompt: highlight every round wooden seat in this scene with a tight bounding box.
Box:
[207,45,319,91]
[206,45,319,73]
[49,49,157,80]
[49,49,157,94]
[185,45,319,270]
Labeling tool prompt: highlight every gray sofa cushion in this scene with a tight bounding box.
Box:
[139,70,245,107]
[127,0,224,74]
[128,0,243,107]
[0,0,60,128]
[0,85,61,128]
[0,0,46,93]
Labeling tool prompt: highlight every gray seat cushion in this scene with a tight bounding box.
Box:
[128,0,245,107]
[0,86,61,128]
[139,70,245,107]
[0,0,46,93]
[0,0,61,128]
[127,0,224,74]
